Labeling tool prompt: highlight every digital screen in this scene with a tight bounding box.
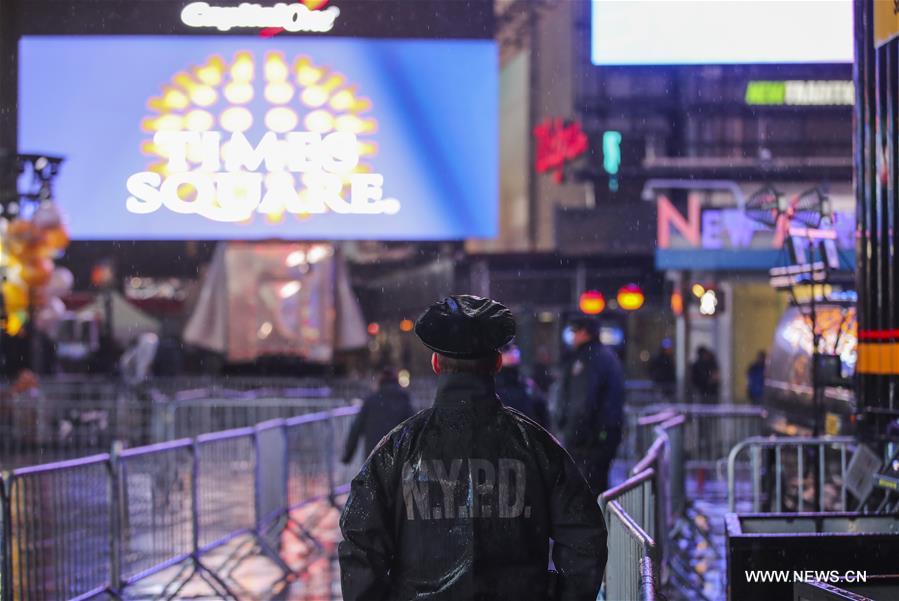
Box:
[591,0,853,66]
[20,36,497,240]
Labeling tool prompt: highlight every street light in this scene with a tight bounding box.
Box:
[579,290,605,315]
[617,284,644,311]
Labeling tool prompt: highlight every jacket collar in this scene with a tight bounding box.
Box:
[434,372,499,409]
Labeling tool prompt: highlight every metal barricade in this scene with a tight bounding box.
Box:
[662,416,686,520]
[255,420,288,533]
[329,406,366,496]
[638,404,767,470]
[727,435,855,513]
[167,397,348,440]
[285,412,334,508]
[615,411,707,601]
[0,479,6,601]
[605,500,658,601]
[117,439,195,593]
[0,392,141,471]
[2,454,114,601]
[0,404,361,601]
[195,429,257,553]
[602,468,656,540]
[618,382,673,463]
[600,444,662,600]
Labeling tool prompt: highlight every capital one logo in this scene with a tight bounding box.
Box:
[181,1,340,34]
[125,51,401,224]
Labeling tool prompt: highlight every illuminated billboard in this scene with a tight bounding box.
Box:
[591,0,853,66]
[19,36,497,240]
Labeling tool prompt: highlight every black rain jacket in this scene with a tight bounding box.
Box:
[338,372,607,601]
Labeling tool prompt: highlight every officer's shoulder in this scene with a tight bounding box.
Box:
[369,407,433,457]
[502,406,559,444]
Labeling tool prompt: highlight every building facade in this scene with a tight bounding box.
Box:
[488,0,854,401]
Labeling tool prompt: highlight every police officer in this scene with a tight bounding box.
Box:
[339,295,607,601]
[557,317,625,494]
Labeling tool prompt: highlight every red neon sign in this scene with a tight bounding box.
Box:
[533,118,588,183]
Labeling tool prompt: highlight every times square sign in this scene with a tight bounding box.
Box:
[125,49,403,224]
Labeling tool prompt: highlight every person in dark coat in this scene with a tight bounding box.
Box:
[746,350,766,404]
[649,338,676,399]
[342,368,415,463]
[339,295,607,601]
[495,343,550,427]
[691,346,721,404]
[557,317,625,494]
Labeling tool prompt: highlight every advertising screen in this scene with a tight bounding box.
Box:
[591,0,853,66]
[20,36,497,240]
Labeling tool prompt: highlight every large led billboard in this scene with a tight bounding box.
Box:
[591,0,853,66]
[20,36,497,240]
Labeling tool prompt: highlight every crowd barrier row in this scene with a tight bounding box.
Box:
[726,435,857,513]
[605,403,778,601]
[634,404,767,470]
[0,376,441,471]
[0,377,661,472]
[600,413,688,601]
[0,406,363,601]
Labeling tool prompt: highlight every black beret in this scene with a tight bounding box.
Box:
[414,295,515,359]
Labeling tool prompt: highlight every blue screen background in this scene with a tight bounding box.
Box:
[19,36,498,240]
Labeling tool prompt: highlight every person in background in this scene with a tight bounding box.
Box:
[1,370,38,400]
[557,317,625,494]
[341,367,414,464]
[691,346,721,404]
[0,370,41,444]
[531,345,555,396]
[649,338,676,399]
[747,350,767,404]
[339,295,607,601]
[495,342,549,427]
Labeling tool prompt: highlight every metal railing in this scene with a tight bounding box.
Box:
[0,406,362,601]
[638,404,767,470]
[0,376,443,471]
[604,406,735,601]
[605,500,658,601]
[727,435,856,513]
[600,415,686,600]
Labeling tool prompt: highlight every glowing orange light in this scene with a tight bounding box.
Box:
[617,284,645,311]
[367,322,380,336]
[579,291,606,315]
[670,291,684,316]
[400,319,414,332]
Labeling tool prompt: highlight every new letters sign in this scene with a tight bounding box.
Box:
[655,194,856,271]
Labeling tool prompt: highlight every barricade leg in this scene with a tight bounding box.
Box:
[0,476,9,601]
